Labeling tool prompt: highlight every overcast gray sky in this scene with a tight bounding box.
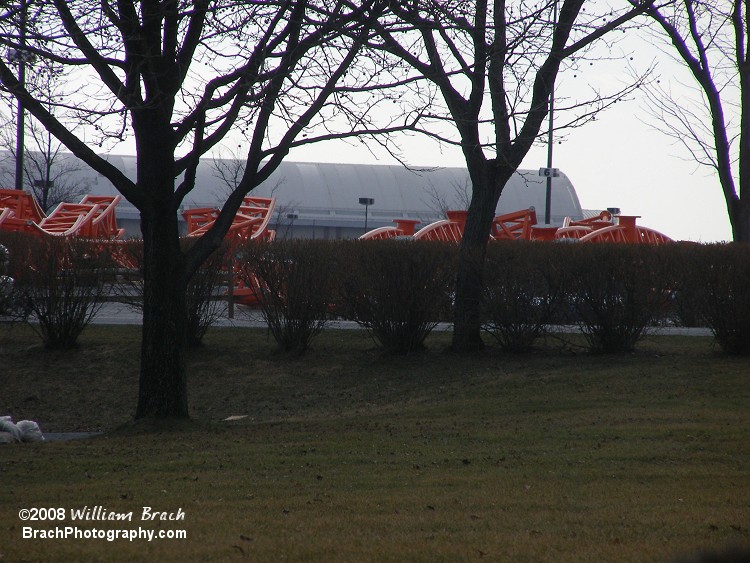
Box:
[88,5,739,244]
[276,105,730,243]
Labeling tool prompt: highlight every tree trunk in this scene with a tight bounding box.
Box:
[730,197,750,242]
[134,205,190,419]
[452,226,488,352]
[451,164,511,352]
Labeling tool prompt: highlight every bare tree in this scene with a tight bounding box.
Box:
[634,0,750,241]
[0,1,418,419]
[209,146,300,238]
[210,145,247,200]
[26,62,90,210]
[0,128,91,212]
[0,40,91,208]
[422,177,472,217]
[372,0,659,351]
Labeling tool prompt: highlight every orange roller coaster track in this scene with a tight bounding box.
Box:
[33,195,125,238]
[0,188,47,233]
[182,196,278,308]
[183,196,276,243]
[0,188,125,239]
[359,218,421,240]
[361,208,673,244]
[414,211,467,242]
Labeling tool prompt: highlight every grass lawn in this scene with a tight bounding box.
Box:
[1,324,749,562]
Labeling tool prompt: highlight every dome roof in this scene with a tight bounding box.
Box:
[183,160,583,228]
[1,152,584,236]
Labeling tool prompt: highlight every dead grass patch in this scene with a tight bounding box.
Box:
[1,325,748,561]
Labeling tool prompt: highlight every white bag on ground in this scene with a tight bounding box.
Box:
[0,417,22,442]
[17,420,45,442]
[0,431,17,444]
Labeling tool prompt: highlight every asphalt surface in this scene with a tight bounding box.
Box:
[90,300,713,336]
[91,301,368,330]
[42,432,103,442]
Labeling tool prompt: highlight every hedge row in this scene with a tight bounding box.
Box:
[240,239,750,355]
[0,233,114,349]
[3,233,750,355]
[0,233,230,350]
[239,239,455,354]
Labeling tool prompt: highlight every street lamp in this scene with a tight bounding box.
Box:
[358,197,374,233]
[543,0,558,225]
[285,213,298,239]
[7,0,30,191]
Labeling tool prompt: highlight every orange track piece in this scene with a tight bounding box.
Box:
[578,224,630,243]
[364,207,673,245]
[555,211,613,240]
[80,195,125,239]
[577,216,673,244]
[183,196,277,307]
[566,210,613,228]
[635,226,673,244]
[413,211,467,242]
[0,188,47,233]
[491,208,537,240]
[184,196,276,243]
[554,225,592,240]
[360,218,421,240]
[34,195,124,239]
[0,189,124,239]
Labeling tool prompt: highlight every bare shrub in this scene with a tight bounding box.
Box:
[562,243,672,354]
[238,239,335,355]
[0,241,20,319]
[9,235,112,349]
[338,240,455,354]
[686,243,750,354]
[482,241,564,353]
[112,238,230,347]
[184,242,230,347]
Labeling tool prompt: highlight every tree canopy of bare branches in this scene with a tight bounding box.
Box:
[635,0,750,241]
[0,0,419,419]
[371,0,660,351]
[1,62,90,210]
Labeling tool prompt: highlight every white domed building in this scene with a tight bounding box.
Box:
[1,152,584,239]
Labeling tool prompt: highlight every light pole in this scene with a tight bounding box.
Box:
[11,0,29,191]
[543,0,558,225]
[286,213,298,239]
[359,197,374,233]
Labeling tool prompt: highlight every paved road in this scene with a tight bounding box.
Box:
[91,301,713,336]
[42,432,103,442]
[91,301,367,330]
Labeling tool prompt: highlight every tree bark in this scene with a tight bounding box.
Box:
[452,226,489,352]
[132,107,190,419]
[730,197,750,243]
[135,206,190,419]
[451,162,512,352]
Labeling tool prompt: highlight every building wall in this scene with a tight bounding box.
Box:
[0,152,584,238]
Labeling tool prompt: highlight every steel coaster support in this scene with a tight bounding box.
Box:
[182,197,277,309]
[578,225,629,243]
[0,188,47,233]
[360,218,421,240]
[490,207,538,240]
